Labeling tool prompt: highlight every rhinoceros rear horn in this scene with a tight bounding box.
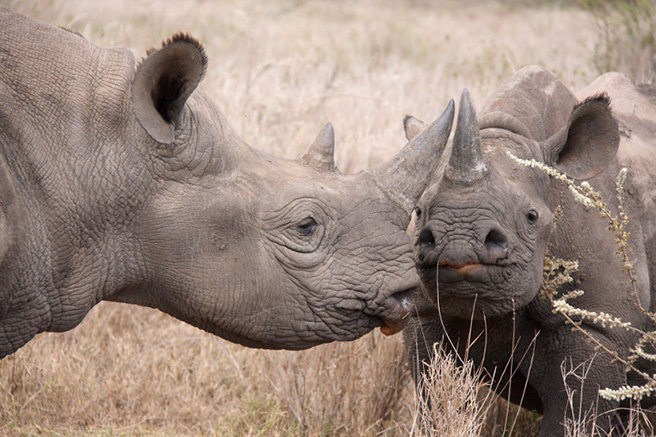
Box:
[302,123,336,172]
[132,33,208,144]
[371,99,455,219]
[446,88,488,185]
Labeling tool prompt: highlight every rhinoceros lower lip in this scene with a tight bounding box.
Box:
[380,319,405,336]
[378,287,414,336]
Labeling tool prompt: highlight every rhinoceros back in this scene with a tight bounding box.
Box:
[480,66,579,141]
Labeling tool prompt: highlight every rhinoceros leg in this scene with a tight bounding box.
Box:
[0,151,32,358]
[532,329,627,437]
[403,294,547,429]
[403,294,441,393]
[404,302,629,436]
[403,299,442,433]
[0,294,51,358]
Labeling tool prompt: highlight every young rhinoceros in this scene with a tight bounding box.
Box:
[0,7,455,358]
[405,66,656,436]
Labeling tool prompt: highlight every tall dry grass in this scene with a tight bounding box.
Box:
[1,304,413,435]
[585,0,656,83]
[0,0,641,435]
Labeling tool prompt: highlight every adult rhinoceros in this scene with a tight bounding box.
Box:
[404,66,656,435]
[0,7,456,358]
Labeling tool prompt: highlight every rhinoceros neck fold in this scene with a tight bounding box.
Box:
[148,94,246,181]
[0,9,149,332]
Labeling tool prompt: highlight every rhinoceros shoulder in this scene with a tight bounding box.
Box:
[578,73,656,239]
[577,72,656,121]
[578,73,656,163]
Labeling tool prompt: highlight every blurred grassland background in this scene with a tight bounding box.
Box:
[0,0,654,435]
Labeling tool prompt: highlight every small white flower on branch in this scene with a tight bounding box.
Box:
[552,291,632,329]
[600,382,656,402]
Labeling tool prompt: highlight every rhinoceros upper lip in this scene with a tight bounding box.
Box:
[436,259,495,283]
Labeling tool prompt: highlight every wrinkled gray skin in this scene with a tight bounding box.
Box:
[405,66,656,436]
[0,7,456,358]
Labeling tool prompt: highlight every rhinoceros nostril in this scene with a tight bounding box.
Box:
[418,227,435,251]
[485,228,507,249]
[484,228,508,261]
[417,227,436,263]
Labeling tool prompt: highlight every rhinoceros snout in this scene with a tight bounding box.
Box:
[416,222,511,268]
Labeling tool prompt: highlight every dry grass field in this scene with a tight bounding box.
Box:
[0,0,653,435]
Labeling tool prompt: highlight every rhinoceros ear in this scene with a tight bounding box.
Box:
[132,33,207,144]
[403,115,427,141]
[543,94,619,180]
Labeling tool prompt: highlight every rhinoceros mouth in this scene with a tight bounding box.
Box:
[437,260,504,284]
[417,257,511,293]
[416,255,526,318]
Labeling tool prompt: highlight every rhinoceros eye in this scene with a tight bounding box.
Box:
[297,217,317,236]
[526,209,539,224]
[262,200,326,255]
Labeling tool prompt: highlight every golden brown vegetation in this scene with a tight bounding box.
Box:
[0,0,652,435]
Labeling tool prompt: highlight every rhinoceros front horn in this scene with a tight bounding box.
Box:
[371,99,455,222]
[445,88,488,185]
[302,122,336,172]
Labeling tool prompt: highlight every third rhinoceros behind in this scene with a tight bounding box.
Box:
[406,66,656,436]
[0,7,456,358]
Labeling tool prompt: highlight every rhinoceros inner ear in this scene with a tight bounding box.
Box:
[132,33,207,144]
[543,94,619,180]
[403,115,427,141]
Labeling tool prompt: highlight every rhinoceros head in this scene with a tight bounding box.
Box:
[411,68,619,319]
[110,35,455,349]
